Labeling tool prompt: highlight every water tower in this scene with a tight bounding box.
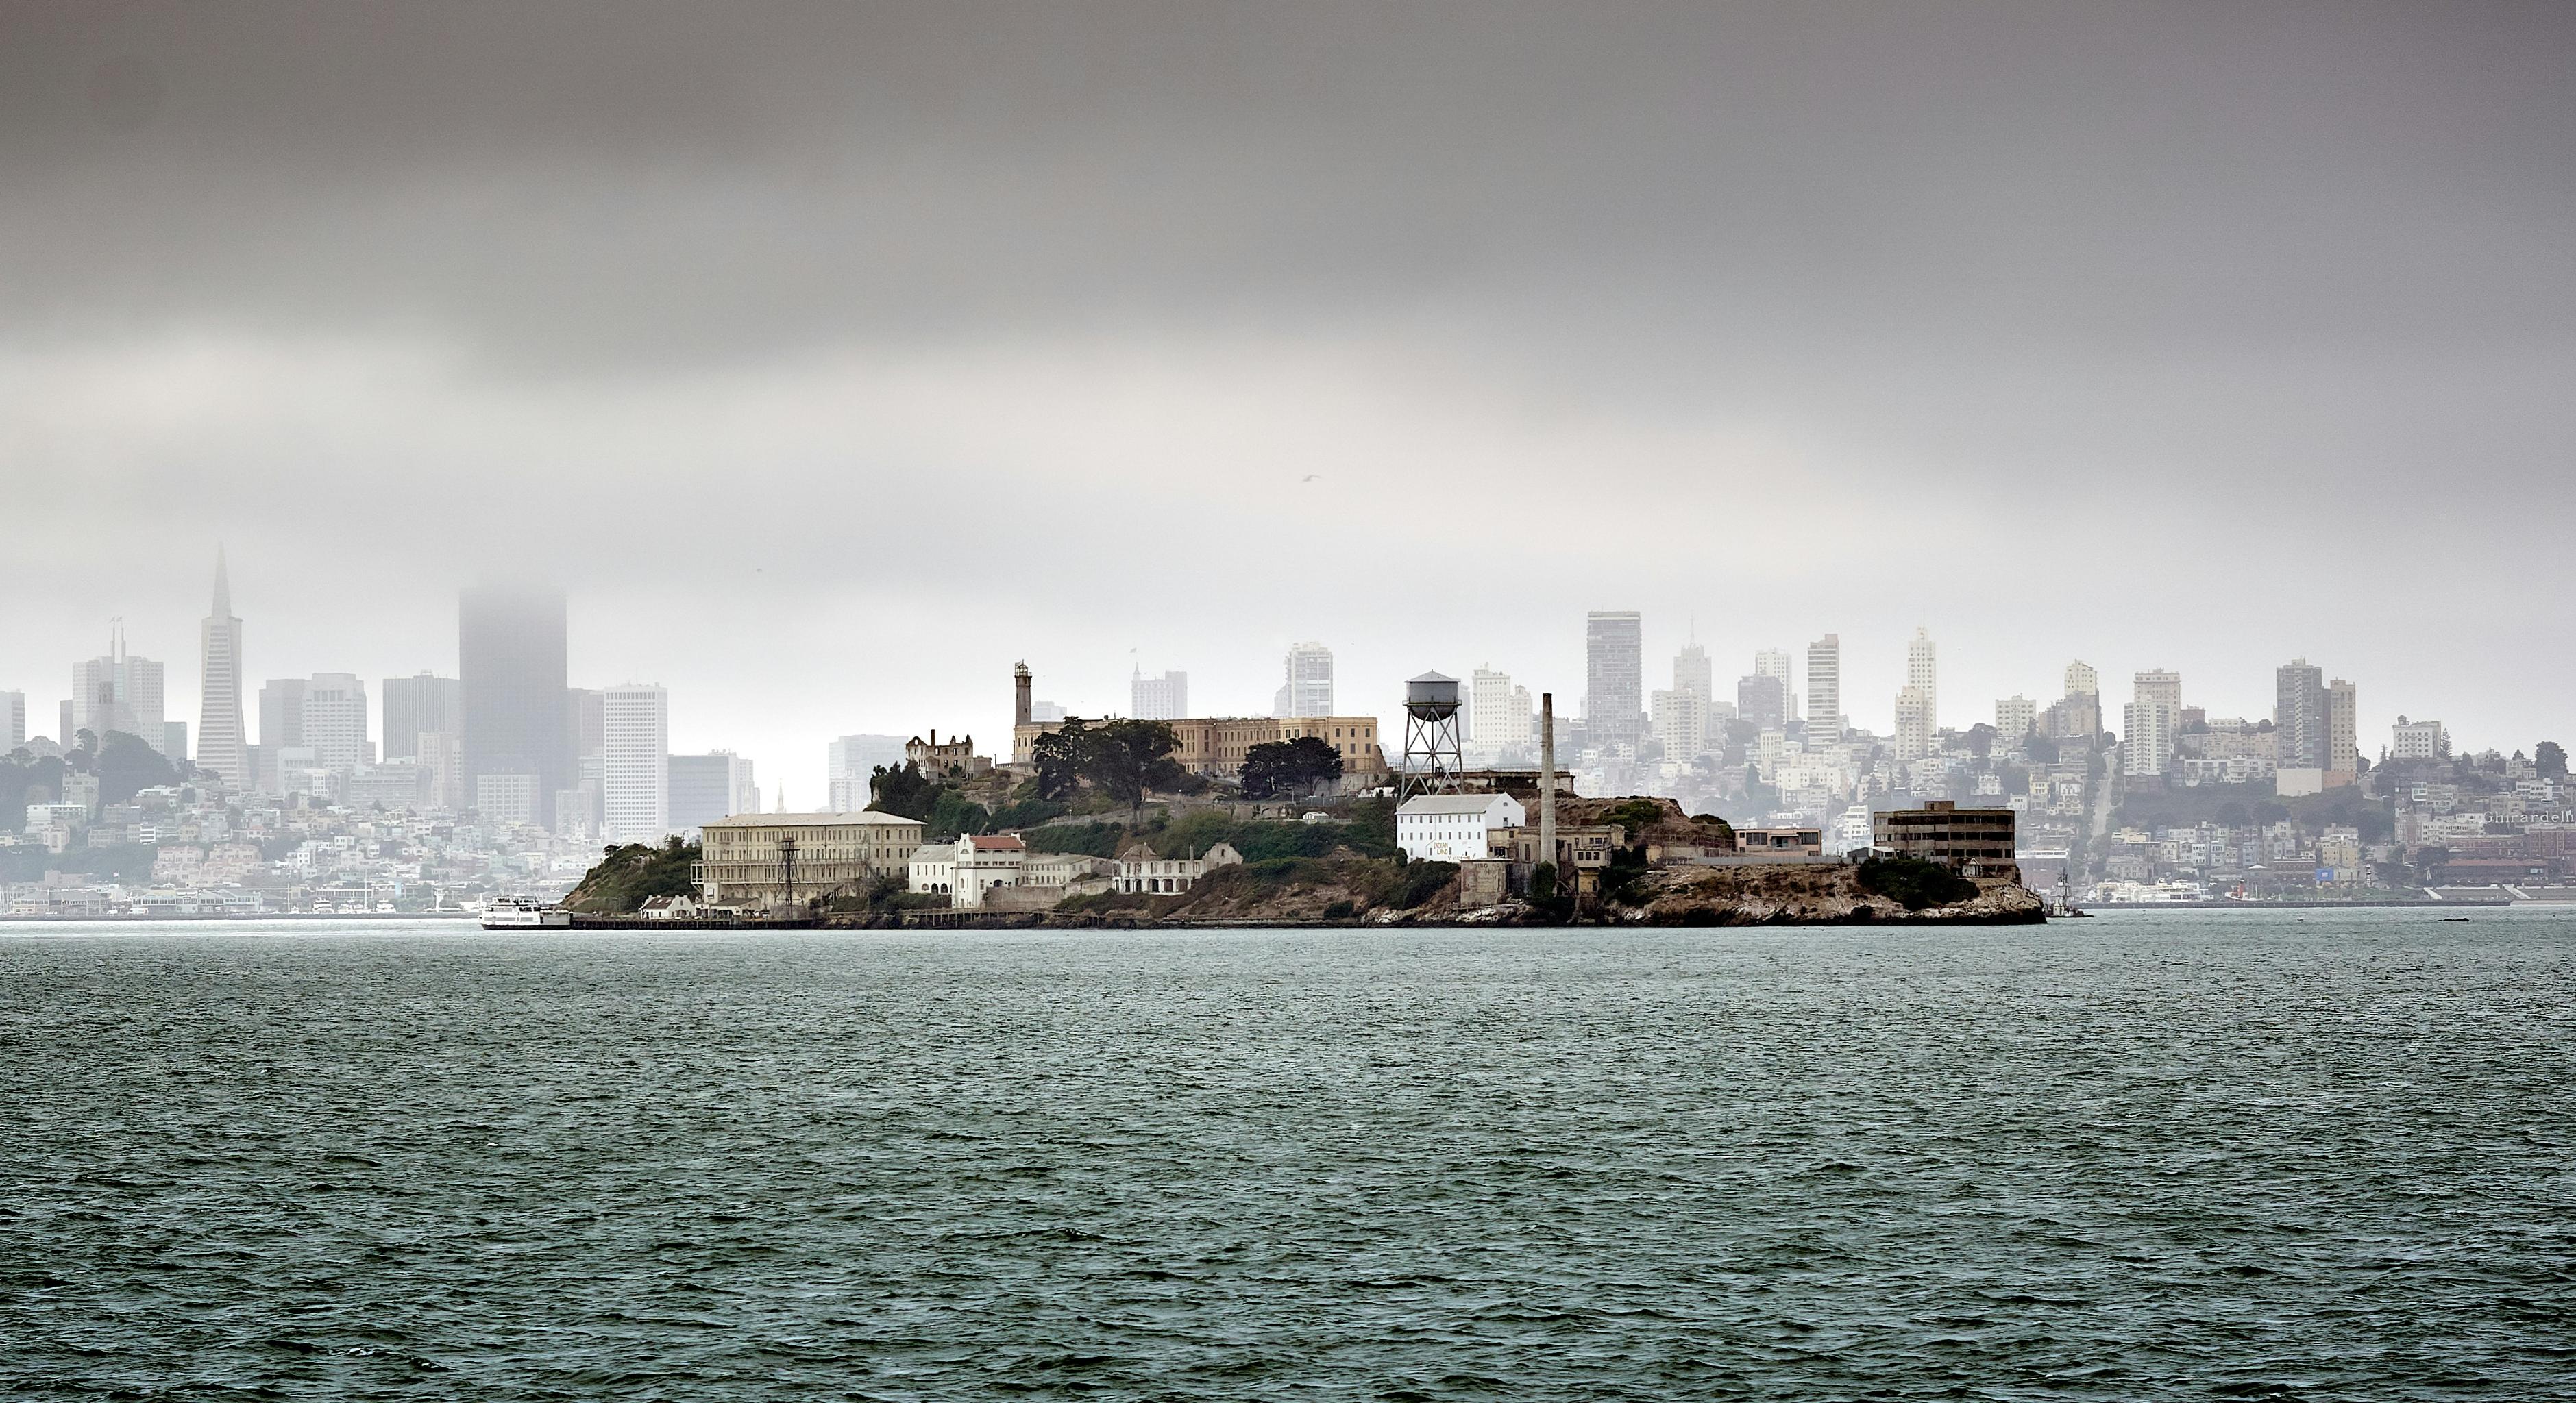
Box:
[1401,671,1464,800]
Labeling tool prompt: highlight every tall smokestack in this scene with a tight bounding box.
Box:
[1538,691,1556,873]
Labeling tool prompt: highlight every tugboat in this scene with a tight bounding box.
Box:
[2050,873,2087,919]
[480,895,572,929]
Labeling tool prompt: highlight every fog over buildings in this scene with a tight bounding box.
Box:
[3,1,2573,806]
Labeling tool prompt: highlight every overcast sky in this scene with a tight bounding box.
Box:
[3,1,2570,795]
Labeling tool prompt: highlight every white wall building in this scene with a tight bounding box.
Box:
[2391,716,2449,761]
[600,683,670,844]
[909,843,957,897]
[1114,841,1244,895]
[946,832,1027,907]
[1996,695,2036,743]
[1395,793,1528,863]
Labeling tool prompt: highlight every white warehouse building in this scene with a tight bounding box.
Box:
[1395,793,1527,864]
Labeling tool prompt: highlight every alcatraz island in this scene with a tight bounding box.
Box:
[562,667,2041,930]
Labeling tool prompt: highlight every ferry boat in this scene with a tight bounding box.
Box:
[480,895,572,929]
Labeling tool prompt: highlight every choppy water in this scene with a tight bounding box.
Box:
[2,912,2571,1400]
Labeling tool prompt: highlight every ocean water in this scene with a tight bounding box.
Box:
[1,912,2571,1400]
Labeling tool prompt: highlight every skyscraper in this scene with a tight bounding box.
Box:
[302,673,370,772]
[198,551,246,786]
[2275,659,2328,771]
[1737,673,1787,731]
[72,625,163,749]
[827,734,907,810]
[382,672,462,762]
[668,751,757,836]
[1752,648,1798,724]
[1584,611,1643,741]
[1469,665,1534,765]
[2327,678,2358,782]
[1131,668,1188,720]
[1651,688,1709,760]
[600,683,669,844]
[1,691,23,748]
[1673,642,1713,702]
[1995,696,2036,741]
[2064,660,2098,701]
[1906,628,1937,734]
[1805,634,1841,741]
[1273,642,1335,719]
[2123,671,2181,778]
[1894,686,1933,764]
[461,583,570,828]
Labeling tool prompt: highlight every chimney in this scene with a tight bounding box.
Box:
[1538,691,1556,871]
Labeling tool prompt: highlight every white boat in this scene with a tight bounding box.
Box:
[480,895,572,929]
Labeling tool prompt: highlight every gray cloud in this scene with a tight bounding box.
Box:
[2,1,2571,793]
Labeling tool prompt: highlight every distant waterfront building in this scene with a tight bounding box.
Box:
[2391,716,2449,761]
[1470,665,1535,765]
[1995,696,2036,742]
[1805,634,1842,741]
[1131,668,1189,721]
[696,811,926,910]
[668,751,757,836]
[72,625,163,749]
[1673,642,1713,703]
[1906,628,1938,736]
[1274,642,1336,719]
[303,674,370,773]
[461,583,570,831]
[197,552,247,786]
[600,684,670,845]
[1,690,24,748]
[382,672,462,762]
[2274,658,2328,771]
[2326,678,2359,786]
[826,734,907,810]
[1585,611,1645,743]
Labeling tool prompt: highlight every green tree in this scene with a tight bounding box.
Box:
[2539,741,2567,780]
[1084,719,1185,822]
[1240,736,1344,799]
[869,760,940,820]
[1031,719,1094,801]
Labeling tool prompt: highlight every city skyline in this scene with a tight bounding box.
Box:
[0,556,2540,819]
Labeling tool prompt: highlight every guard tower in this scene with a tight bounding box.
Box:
[1401,671,1465,800]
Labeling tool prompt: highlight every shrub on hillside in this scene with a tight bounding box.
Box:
[1856,855,1978,910]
